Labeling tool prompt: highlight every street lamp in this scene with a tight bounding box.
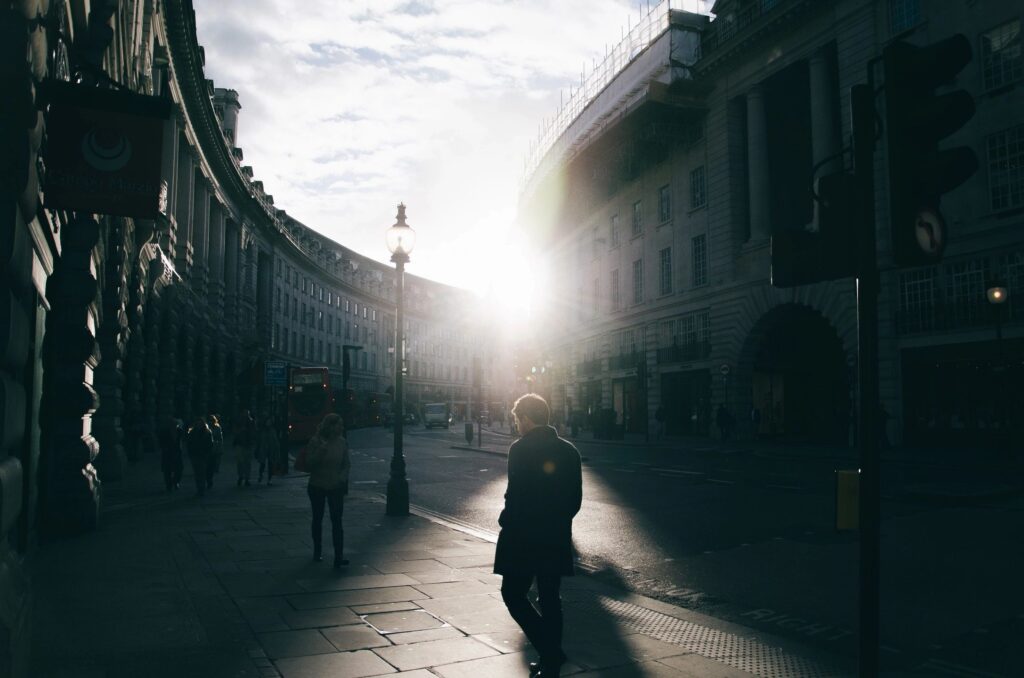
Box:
[386,204,415,516]
[986,280,1009,445]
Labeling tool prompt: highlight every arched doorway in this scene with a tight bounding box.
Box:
[746,304,850,443]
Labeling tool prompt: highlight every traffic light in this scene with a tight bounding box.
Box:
[771,172,858,287]
[883,34,977,267]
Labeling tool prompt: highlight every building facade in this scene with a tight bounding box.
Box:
[520,0,1022,447]
[0,1,492,673]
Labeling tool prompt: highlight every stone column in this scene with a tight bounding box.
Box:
[746,84,771,242]
[191,175,209,298]
[39,215,102,536]
[194,338,209,419]
[93,217,131,480]
[174,145,194,279]
[810,48,840,228]
[208,199,225,317]
[160,110,180,256]
[156,287,180,421]
[224,220,240,331]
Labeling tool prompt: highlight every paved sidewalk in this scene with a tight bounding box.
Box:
[31,449,853,678]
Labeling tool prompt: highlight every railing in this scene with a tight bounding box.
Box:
[521,0,678,186]
[699,0,788,60]
[896,301,1020,335]
[656,341,711,363]
[608,352,644,371]
[576,358,603,377]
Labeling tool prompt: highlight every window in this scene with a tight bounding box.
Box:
[946,259,988,326]
[372,309,377,321]
[344,299,350,312]
[888,0,920,34]
[982,20,1022,91]
[319,287,324,302]
[301,277,307,293]
[610,214,620,248]
[660,310,710,349]
[272,323,279,350]
[318,310,324,330]
[328,291,332,306]
[690,166,706,209]
[631,201,643,236]
[592,227,600,259]
[692,234,708,287]
[988,124,1024,211]
[354,303,359,316]
[632,258,644,305]
[592,277,600,316]
[898,269,936,332]
[301,302,307,325]
[345,321,351,340]
[610,269,621,310]
[363,307,368,319]
[658,184,672,222]
[659,247,673,296]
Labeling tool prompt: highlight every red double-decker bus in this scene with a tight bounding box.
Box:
[287,367,334,443]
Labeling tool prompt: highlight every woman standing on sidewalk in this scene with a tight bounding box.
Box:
[306,413,350,569]
[256,417,280,485]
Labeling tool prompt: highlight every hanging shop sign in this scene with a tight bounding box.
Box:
[43,81,172,218]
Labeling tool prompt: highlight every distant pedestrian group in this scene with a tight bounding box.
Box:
[159,410,285,496]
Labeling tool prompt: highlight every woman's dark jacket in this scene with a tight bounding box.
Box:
[494,425,583,577]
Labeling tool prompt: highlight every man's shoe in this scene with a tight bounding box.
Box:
[334,557,349,570]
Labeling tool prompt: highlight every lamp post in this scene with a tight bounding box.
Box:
[386,204,415,516]
[986,281,1009,445]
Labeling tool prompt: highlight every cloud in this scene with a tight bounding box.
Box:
[192,0,700,288]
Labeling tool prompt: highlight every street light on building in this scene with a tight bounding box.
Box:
[987,281,1008,342]
[386,203,415,516]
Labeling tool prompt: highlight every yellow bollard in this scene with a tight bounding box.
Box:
[835,469,860,531]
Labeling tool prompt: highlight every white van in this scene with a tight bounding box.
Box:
[423,403,450,429]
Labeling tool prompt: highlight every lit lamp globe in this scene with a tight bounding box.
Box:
[386,203,416,260]
[986,283,1008,305]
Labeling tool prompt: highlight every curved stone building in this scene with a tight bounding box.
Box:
[0,2,493,672]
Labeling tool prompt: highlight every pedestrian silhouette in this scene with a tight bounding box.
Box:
[495,394,583,677]
[185,417,213,497]
[306,413,351,569]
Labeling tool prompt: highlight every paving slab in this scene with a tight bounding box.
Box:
[275,649,397,678]
[281,605,362,630]
[365,609,446,634]
[386,626,466,645]
[296,573,420,593]
[372,559,451,574]
[321,623,392,651]
[411,579,495,598]
[431,650,535,678]
[256,629,338,658]
[372,636,499,671]
[350,601,422,615]
[472,628,531,654]
[287,585,423,610]
[655,653,759,677]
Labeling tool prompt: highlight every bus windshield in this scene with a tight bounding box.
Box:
[291,385,327,416]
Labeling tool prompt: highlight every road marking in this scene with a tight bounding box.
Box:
[741,608,853,642]
[707,478,735,485]
[352,480,378,484]
[766,483,803,491]
[613,468,636,473]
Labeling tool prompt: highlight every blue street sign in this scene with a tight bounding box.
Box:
[265,361,287,386]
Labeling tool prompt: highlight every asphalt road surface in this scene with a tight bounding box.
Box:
[345,425,1024,677]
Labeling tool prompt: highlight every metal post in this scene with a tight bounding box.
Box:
[386,255,409,516]
[852,83,879,678]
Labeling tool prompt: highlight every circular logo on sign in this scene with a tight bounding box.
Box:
[914,208,946,258]
[81,128,133,172]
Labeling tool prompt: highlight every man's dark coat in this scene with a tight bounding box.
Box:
[494,425,583,577]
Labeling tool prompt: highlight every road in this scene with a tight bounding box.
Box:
[345,425,1024,677]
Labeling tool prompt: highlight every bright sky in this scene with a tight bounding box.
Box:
[192,0,711,301]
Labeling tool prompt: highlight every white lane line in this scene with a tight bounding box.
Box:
[707,478,735,485]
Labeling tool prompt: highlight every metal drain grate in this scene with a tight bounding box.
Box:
[571,595,853,678]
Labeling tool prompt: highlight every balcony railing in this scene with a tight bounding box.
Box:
[699,0,792,61]
[576,358,603,377]
[656,340,711,363]
[608,352,644,371]
[896,300,1021,335]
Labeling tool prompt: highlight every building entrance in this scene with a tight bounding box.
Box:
[612,376,645,434]
[661,370,710,436]
[749,305,849,442]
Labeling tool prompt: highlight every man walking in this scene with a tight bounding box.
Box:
[495,394,583,677]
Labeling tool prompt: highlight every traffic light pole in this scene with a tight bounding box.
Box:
[852,83,880,678]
